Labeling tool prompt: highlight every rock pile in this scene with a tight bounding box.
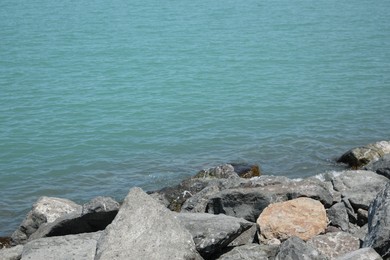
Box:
[1,141,390,259]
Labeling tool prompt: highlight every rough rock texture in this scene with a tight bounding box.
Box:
[0,245,23,260]
[95,187,202,260]
[217,244,278,260]
[327,202,349,231]
[230,163,261,178]
[338,141,390,168]
[21,231,101,260]
[335,248,383,260]
[228,225,257,247]
[275,236,326,260]
[364,153,390,179]
[176,213,254,258]
[308,231,360,259]
[11,196,82,244]
[363,182,390,258]
[82,196,120,214]
[331,170,388,211]
[257,197,328,242]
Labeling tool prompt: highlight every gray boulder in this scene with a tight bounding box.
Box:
[335,248,382,260]
[177,213,254,258]
[217,244,278,260]
[0,245,23,260]
[95,187,202,260]
[11,196,82,244]
[21,231,101,260]
[307,232,360,259]
[331,170,388,211]
[276,236,326,260]
[364,153,390,179]
[82,196,119,214]
[327,202,349,231]
[363,182,390,258]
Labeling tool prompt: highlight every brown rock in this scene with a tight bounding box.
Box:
[257,197,328,242]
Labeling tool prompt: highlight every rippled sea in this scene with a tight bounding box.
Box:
[1,0,389,236]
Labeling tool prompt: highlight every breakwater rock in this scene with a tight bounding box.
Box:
[1,141,390,259]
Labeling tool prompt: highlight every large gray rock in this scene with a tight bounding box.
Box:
[327,202,349,231]
[363,182,390,259]
[335,248,382,260]
[331,170,388,211]
[217,244,278,260]
[27,197,119,241]
[276,236,326,260]
[307,232,360,259]
[338,141,390,168]
[11,196,82,244]
[95,187,202,260]
[177,213,254,258]
[0,245,23,260]
[21,231,101,260]
[364,153,390,179]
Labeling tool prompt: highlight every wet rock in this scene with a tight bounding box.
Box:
[95,187,202,260]
[338,141,390,168]
[11,196,82,244]
[363,182,390,259]
[177,213,254,259]
[327,202,349,231]
[308,232,360,259]
[193,164,239,179]
[0,245,23,260]
[335,247,383,260]
[364,153,390,179]
[275,236,326,260]
[257,197,328,242]
[21,231,101,260]
[230,163,261,178]
[217,244,278,260]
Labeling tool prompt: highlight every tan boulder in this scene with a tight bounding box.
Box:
[257,197,328,242]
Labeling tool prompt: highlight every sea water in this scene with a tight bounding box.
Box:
[1,0,389,236]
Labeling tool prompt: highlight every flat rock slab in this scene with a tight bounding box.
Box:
[95,187,201,260]
[257,197,328,242]
[308,231,360,259]
[177,213,254,258]
[335,248,382,260]
[21,231,101,260]
[276,236,326,260]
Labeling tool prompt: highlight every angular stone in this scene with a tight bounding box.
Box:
[228,225,257,247]
[327,202,349,231]
[217,244,278,260]
[363,182,390,259]
[331,170,388,210]
[177,213,254,258]
[364,153,390,179]
[193,164,239,179]
[308,232,360,259]
[276,236,327,260]
[257,197,328,242]
[21,232,101,260]
[82,196,120,214]
[95,187,201,260]
[0,245,23,260]
[11,196,82,244]
[335,248,382,260]
[230,163,261,178]
[338,140,390,168]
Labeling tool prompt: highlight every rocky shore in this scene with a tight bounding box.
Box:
[1,141,390,260]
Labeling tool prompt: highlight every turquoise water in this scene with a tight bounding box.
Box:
[1,0,389,236]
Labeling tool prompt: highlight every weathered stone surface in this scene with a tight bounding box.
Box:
[230,163,261,178]
[276,236,326,260]
[257,197,328,242]
[217,244,278,260]
[21,231,101,260]
[82,196,120,214]
[11,196,82,244]
[177,213,254,258]
[331,170,388,210]
[363,182,390,259]
[193,164,239,179]
[338,141,390,168]
[364,153,390,179]
[327,202,349,231]
[308,232,360,259]
[95,187,201,260]
[228,225,257,247]
[335,248,382,260]
[0,245,23,260]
